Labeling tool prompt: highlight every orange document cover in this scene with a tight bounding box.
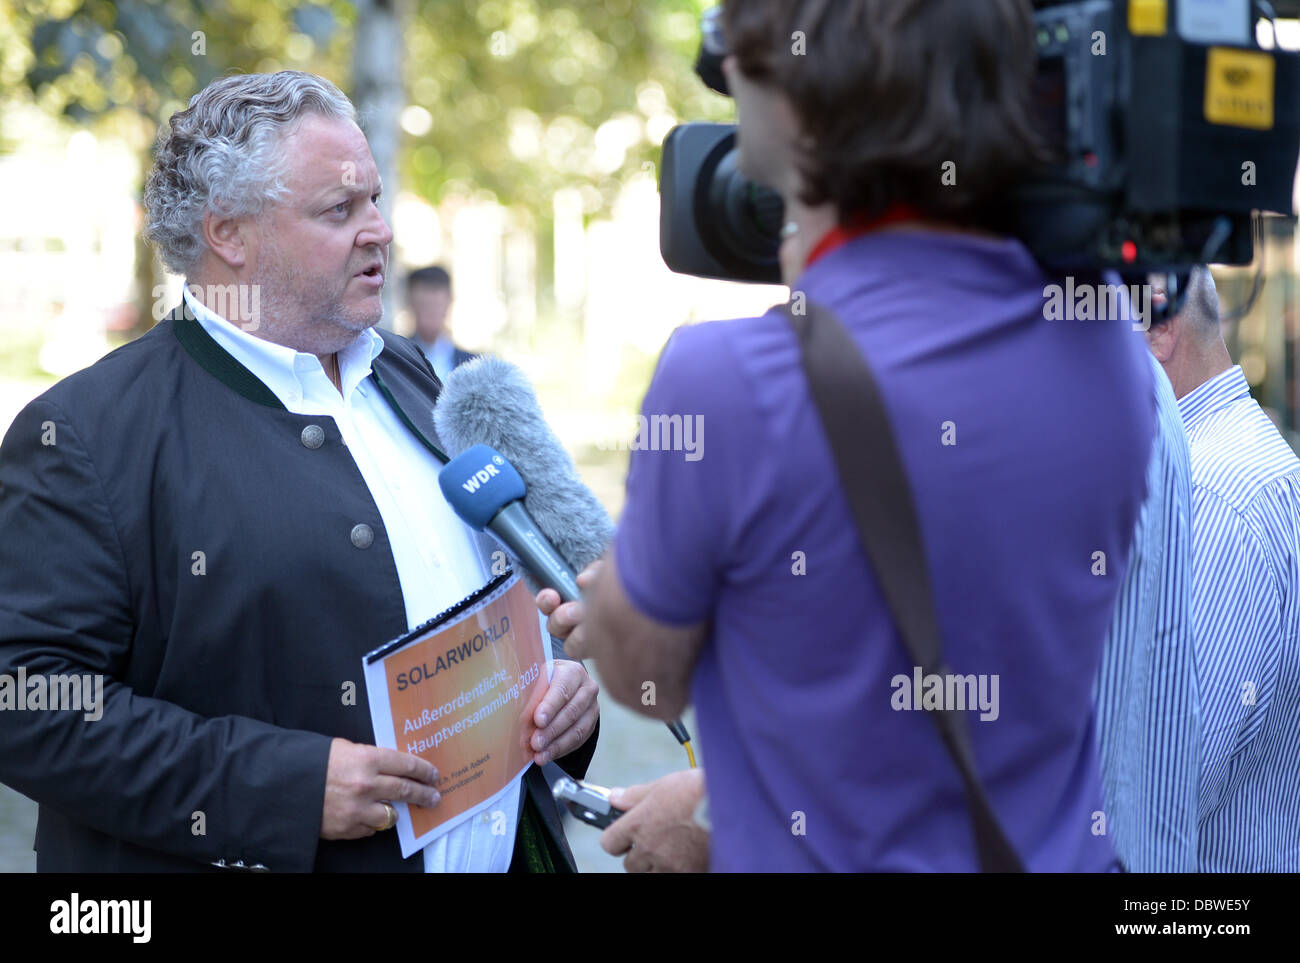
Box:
[363,571,551,857]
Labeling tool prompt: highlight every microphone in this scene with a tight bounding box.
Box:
[438,444,581,602]
[434,359,692,753]
[437,442,695,754]
[433,356,613,575]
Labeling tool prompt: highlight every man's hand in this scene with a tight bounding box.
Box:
[320,738,441,840]
[536,560,601,660]
[527,659,599,766]
[601,768,708,873]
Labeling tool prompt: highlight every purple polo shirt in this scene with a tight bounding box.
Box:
[614,230,1153,871]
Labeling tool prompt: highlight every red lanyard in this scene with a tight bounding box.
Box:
[803,204,923,270]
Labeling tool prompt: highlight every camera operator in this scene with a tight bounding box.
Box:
[544,0,1156,871]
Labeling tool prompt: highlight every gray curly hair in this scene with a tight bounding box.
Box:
[144,71,357,277]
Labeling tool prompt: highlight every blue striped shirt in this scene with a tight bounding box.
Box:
[1180,364,1300,871]
[1094,350,1200,871]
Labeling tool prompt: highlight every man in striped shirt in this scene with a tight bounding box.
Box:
[1094,347,1200,872]
[1146,266,1300,870]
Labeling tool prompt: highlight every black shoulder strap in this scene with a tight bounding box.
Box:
[782,299,1024,873]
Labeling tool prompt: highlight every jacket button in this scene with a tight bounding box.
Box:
[351,523,374,549]
[300,424,325,449]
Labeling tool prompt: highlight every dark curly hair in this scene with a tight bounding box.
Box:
[722,0,1051,227]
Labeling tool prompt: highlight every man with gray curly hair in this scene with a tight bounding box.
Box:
[0,70,600,874]
[145,70,386,368]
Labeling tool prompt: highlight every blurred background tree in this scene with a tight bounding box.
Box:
[7,0,349,333]
[4,0,732,335]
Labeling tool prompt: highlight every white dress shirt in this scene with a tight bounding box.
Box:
[182,285,522,872]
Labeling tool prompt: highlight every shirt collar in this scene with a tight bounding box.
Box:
[182,282,384,409]
[1177,364,1250,432]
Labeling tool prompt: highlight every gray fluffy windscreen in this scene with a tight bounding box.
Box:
[433,355,615,574]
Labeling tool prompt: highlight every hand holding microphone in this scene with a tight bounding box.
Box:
[534,559,601,662]
[434,443,603,662]
[433,358,693,757]
[436,434,694,761]
[437,444,599,765]
[435,443,593,657]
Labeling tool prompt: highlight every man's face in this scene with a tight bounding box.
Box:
[409,283,451,342]
[244,114,393,355]
[722,54,802,196]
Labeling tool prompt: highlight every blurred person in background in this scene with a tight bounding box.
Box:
[1145,266,1300,871]
[408,265,476,382]
[542,0,1155,871]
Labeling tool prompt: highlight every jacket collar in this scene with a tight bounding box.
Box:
[170,301,285,410]
[167,303,449,463]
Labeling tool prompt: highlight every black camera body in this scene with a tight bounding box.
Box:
[660,0,1300,284]
[659,123,785,284]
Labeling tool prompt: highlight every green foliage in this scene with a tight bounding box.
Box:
[12,0,350,131]
[402,0,732,216]
[0,327,49,381]
[6,0,733,220]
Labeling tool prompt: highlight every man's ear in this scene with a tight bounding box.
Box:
[1145,317,1178,364]
[201,208,250,270]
